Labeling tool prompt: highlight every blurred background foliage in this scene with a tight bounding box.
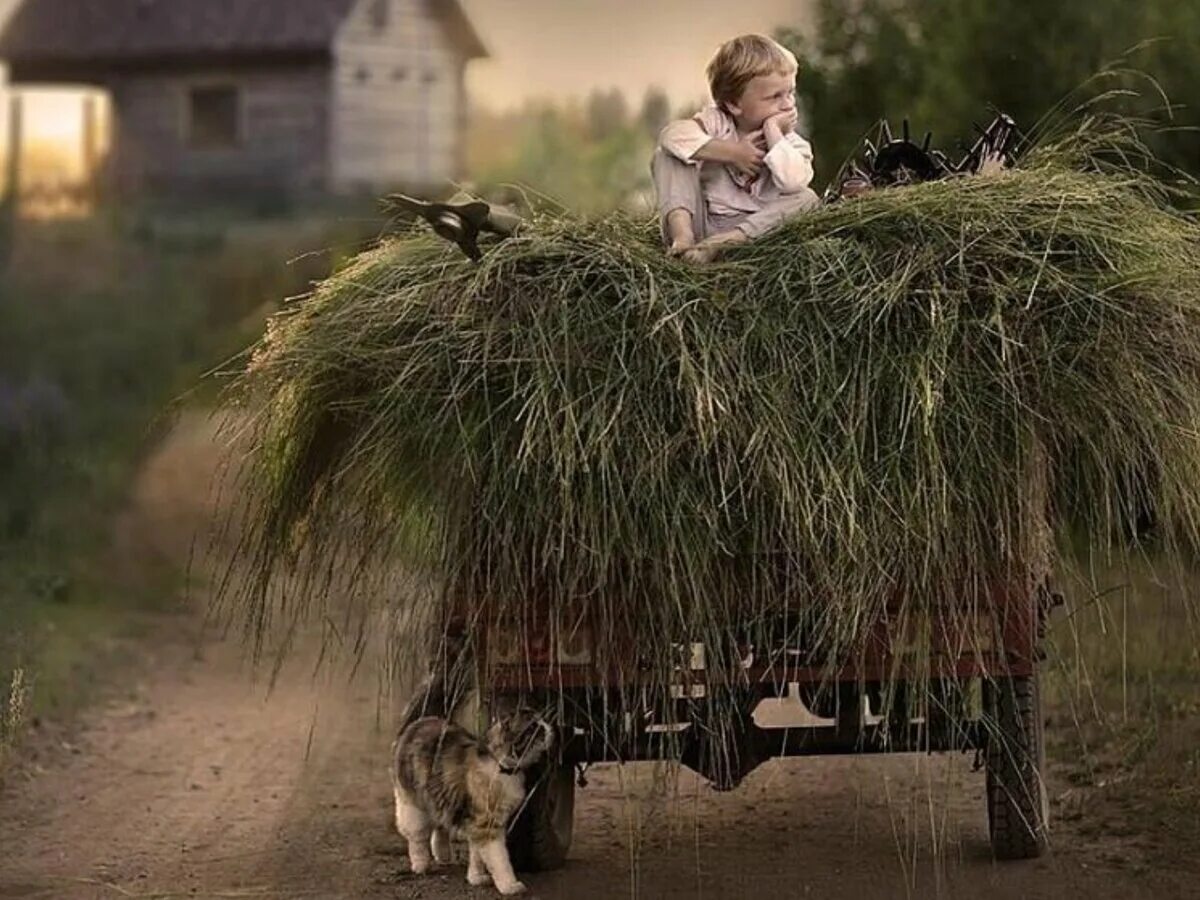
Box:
[0,211,373,733]
[780,0,1200,190]
[466,86,676,215]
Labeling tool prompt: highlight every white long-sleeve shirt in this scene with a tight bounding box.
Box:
[659,104,815,217]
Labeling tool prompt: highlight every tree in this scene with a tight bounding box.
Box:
[638,86,672,139]
[471,98,654,215]
[779,0,922,187]
[586,88,630,142]
[779,0,1200,191]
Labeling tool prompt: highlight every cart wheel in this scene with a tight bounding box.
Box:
[507,761,575,872]
[984,674,1049,859]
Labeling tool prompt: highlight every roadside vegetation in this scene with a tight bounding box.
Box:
[0,207,374,777]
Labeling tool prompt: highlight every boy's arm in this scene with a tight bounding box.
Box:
[762,130,815,194]
[659,118,766,177]
[658,118,713,164]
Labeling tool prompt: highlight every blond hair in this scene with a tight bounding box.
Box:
[706,34,798,112]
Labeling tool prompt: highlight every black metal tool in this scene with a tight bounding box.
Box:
[829,111,1019,201]
[953,112,1018,175]
[384,191,521,261]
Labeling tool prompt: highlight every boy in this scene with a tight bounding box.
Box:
[653,34,819,264]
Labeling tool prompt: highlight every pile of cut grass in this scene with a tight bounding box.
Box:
[217,116,1200,750]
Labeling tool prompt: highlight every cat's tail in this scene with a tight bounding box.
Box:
[396,633,473,732]
[392,636,472,795]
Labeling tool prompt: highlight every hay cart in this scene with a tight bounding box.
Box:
[414,112,1054,870]
[455,575,1059,872]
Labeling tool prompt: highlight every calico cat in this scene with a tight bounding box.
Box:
[391,681,554,896]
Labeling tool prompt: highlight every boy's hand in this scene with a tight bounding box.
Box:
[762,111,799,147]
[728,132,765,178]
[976,148,1009,177]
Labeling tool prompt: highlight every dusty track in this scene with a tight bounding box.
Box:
[1,632,1190,900]
[0,414,1193,900]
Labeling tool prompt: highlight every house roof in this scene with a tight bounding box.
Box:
[0,0,487,81]
[433,0,487,61]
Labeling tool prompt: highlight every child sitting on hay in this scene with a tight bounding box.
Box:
[654,34,820,264]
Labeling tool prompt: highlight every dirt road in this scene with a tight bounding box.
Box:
[1,626,1191,900]
[1,414,1193,900]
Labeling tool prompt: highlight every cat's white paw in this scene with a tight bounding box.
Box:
[496,880,527,896]
[467,870,493,886]
[410,859,432,875]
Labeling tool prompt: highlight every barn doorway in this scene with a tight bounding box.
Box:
[2,85,111,218]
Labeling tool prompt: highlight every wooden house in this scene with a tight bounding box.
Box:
[0,0,487,198]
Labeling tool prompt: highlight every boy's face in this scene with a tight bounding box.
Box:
[726,70,797,131]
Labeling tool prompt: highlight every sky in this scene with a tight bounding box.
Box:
[459,0,812,110]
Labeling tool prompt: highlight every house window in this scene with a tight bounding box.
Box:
[188,86,239,149]
[369,0,389,30]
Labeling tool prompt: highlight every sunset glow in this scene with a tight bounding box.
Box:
[1,84,109,183]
